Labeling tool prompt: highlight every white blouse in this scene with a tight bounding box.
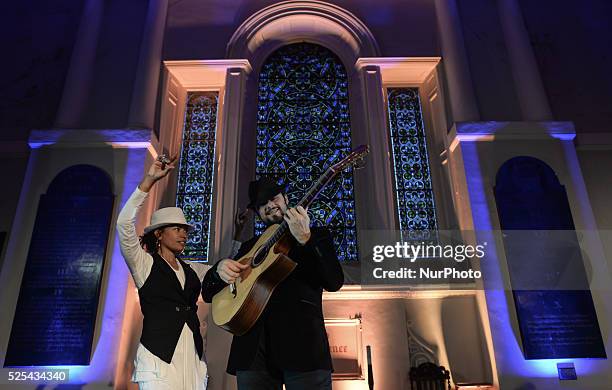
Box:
[117,187,210,389]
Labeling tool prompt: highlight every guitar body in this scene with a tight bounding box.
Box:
[211,224,297,335]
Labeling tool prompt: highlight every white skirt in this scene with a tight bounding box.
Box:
[132,324,208,390]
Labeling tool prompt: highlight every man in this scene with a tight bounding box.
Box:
[202,177,344,389]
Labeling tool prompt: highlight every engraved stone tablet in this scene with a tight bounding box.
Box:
[5,165,113,366]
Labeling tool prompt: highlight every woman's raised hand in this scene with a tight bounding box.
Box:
[139,154,178,192]
[148,154,177,181]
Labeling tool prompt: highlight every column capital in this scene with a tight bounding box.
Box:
[447,121,576,148]
[164,60,252,90]
[28,129,154,150]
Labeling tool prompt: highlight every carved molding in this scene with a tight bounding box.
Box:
[406,318,438,367]
[227,0,380,69]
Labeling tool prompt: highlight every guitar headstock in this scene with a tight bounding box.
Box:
[329,145,370,174]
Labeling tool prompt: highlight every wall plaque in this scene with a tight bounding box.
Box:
[494,157,606,359]
[325,318,365,380]
[5,165,113,366]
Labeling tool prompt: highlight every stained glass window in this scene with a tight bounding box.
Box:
[256,43,358,261]
[176,92,219,262]
[386,88,438,231]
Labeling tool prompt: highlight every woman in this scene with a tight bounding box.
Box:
[117,155,210,390]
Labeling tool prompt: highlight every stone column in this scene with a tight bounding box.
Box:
[434,0,480,122]
[205,65,251,390]
[498,0,552,120]
[127,0,169,129]
[212,65,251,261]
[54,0,104,128]
[357,64,397,230]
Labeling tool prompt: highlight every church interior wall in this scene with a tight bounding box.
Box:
[456,0,523,121]
[162,0,440,61]
[519,0,612,134]
[0,1,84,143]
[576,142,612,287]
[77,0,149,129]
[449,129,612,389]
[322,294,492,389]
[0,0,611,388]
[0,140,153,388]
[0,147,29,274]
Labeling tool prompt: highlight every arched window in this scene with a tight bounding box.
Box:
[176,92,219,262]
[386,88,438,232]
[256,43,357,261]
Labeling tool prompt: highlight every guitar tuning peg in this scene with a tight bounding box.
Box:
[354,157,366,170]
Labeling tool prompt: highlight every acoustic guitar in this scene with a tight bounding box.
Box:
[211,145,369,335]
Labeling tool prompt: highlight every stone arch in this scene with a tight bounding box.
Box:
[227,0,380,72]
[226,0,384,244]
[494,156,574,230]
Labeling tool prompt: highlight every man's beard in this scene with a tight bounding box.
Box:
[263,207,284,225]
[266,216,282,225]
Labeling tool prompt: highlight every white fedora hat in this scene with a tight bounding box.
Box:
[144,207,194,234]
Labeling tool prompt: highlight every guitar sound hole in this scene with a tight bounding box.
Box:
[252,246,268,267]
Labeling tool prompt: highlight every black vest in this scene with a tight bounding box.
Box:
[138,253,203,363]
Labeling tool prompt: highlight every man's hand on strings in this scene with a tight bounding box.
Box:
[284,206,311,245]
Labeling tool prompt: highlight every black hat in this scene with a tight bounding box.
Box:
[247,177,285,210]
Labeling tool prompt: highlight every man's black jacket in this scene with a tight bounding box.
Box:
[202,226,344,374]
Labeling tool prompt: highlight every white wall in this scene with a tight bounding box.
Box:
[0,131,153,389]
[322,291,492,390]
[448,123,612,390]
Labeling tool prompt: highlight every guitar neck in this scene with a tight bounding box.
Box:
[297,169,335,209]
